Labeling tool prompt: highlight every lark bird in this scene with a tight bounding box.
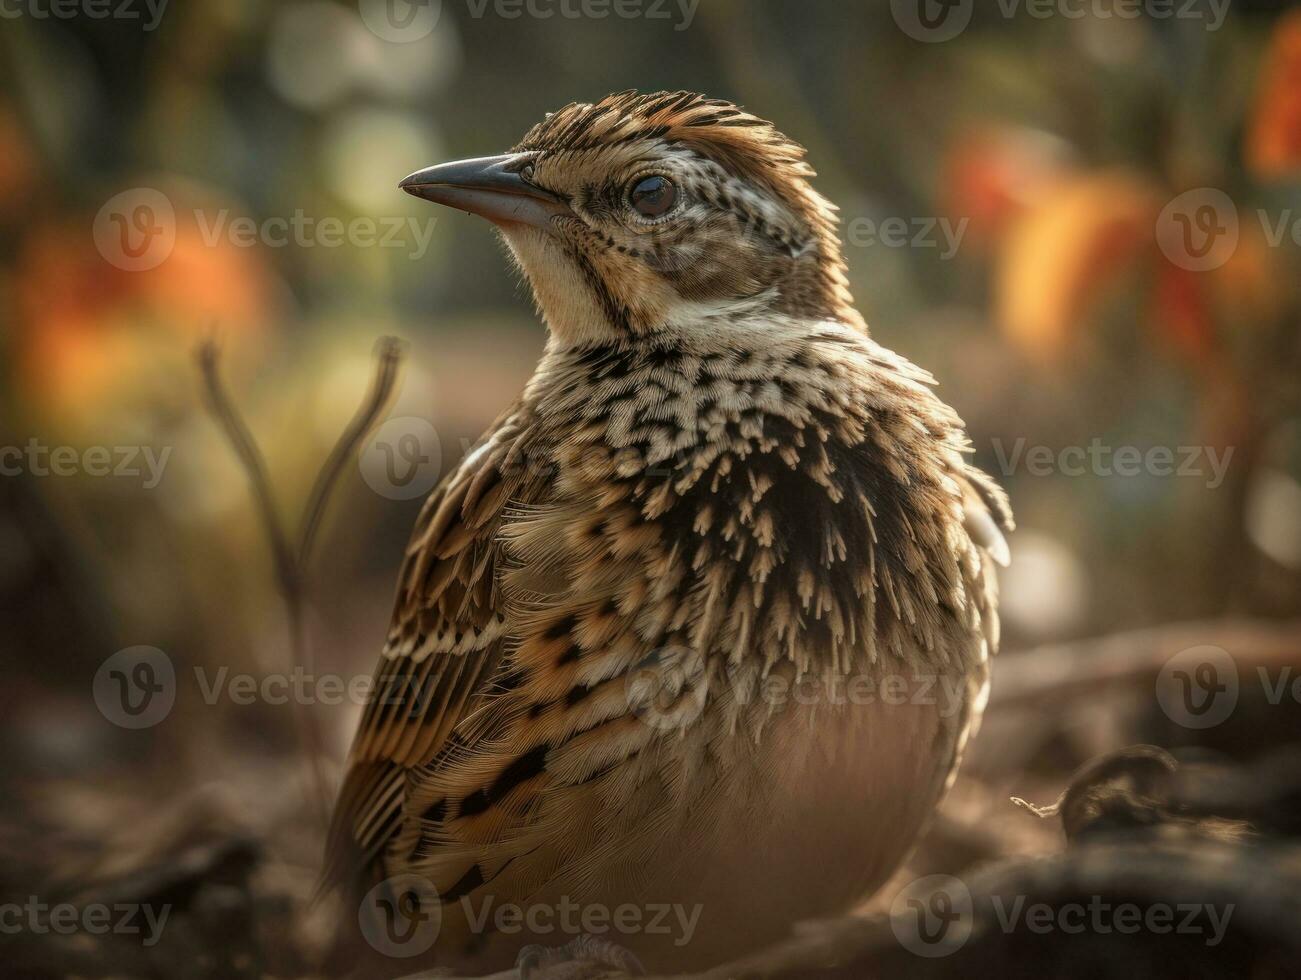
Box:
[327,90,1012,974]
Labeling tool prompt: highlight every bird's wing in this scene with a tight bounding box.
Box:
[323,404,536,889]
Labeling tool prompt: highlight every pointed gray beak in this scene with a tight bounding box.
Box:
[399,153,570,230]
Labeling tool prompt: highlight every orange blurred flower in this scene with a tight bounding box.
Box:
[996,171,1159,361]
[14,200,274,427]
[1246,10,1301,180]
[1152,260,1215,366]
[944,125,1074,250]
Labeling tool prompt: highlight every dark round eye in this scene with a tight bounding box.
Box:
[630,175,676,218]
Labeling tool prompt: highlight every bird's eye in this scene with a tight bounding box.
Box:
[519,162,536,182]
[630,175,676,218]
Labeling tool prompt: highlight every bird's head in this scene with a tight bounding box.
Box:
[402,90,863,348]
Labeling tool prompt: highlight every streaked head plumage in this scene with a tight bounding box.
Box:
[403,91,862,344]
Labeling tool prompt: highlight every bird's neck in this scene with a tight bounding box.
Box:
[534,313,833,394]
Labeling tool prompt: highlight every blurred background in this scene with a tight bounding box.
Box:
[1,0,1299,976]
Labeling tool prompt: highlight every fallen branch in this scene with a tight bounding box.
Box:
[992,618,1301,708]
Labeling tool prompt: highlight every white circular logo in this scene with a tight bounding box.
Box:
[360,416,442,500]
[94,188,176,272]
[624,646,709,732]
[1156,644,1238,729]
[358,0,441,42]
[93,646,176,729]
[359,873,442,957]
[891,0,974,43]
[890,874,973,957]
[1156,188,1239,272]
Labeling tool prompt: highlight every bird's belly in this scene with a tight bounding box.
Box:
[454,675,958,974]
[626,687,951,970]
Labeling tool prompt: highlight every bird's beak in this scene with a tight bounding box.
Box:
[399,153,569,230]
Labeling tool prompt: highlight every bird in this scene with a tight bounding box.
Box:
[324,89,1013,976]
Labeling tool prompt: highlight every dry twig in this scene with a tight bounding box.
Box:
[196,335,406,833]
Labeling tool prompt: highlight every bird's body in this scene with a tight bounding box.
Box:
[328,91,1011,975]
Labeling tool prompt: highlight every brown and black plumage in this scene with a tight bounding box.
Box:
[326,90,1012,974]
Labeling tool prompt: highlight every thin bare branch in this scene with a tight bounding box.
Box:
[195,337,407,834]
[196,339,300,604]
[297,335,406,568]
